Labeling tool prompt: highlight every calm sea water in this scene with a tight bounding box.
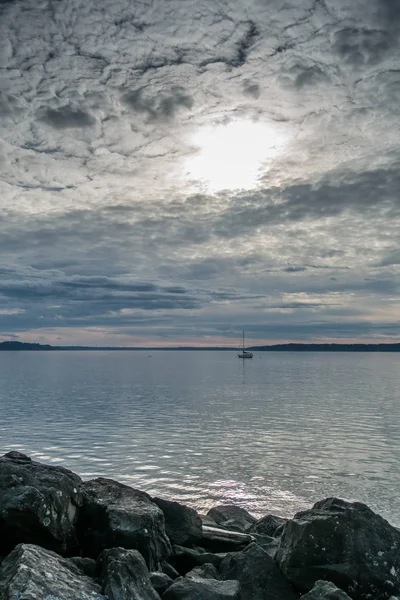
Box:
[0,351,399,525]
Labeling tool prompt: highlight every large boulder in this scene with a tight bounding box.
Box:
[220,541,299,600]
[0,451,82,555]
[276,497,400,600]
[152,497,202,546]
[163,576,241,599]
[99,547,161,600]
[301,580,353,600]
[0,543,105,599]
[77,478,171,570]
[207,505,256,533]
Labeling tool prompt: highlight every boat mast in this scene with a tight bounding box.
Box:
[242,330,244,351]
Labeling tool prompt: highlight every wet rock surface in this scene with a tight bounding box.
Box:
[276,497,400,600]
[0,543,105,599]
[1,453,399,600]
[220,541,299,600]
[152,496,202,546]
[0,451,82,555]
[99,546,161,600]
[207,505,257,533]
[301,580,353,600]
[77,477,171,570]
[162,576,241,599]
[251,514,287,537]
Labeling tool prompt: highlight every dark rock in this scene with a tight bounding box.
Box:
[150,571,174,595]
[0,543,105,599]
[99,547,161,599]
[220,541,299,600]
[0,451,82,555]
[169,545,206,574]
[207,505,256,533]
[77,477,171,570]
[69,556,99,579]
[201,514,220,528]
[301,580,353,600]
[276,497,400,600]
[186,563,220,580]
[162,560,180,579]
[152,496,202,546]
[251,514,287,537]
[163,576,241,599]
[169,544,227,574]
[251,533,280,558]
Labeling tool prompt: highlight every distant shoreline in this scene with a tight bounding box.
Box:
[1,341,400,352]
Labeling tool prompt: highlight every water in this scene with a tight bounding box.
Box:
[0,350,399,526]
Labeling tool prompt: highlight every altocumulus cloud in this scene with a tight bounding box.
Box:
[0,0,398,345]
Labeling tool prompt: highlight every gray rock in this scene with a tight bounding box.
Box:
[100,547,161,600]
[150,571,174,595]
[69,556,99,579]
[251,533,280,558]
[251,514,287,537]
[207,505,256,533]
[220,541,299,600]
[162,560,180,579]
[186,563,220,580]
[276,497,400,600]
[301,580,353,600]
[152,496,202,546]
[77,477,171,570]
[0,543,105,599]
[170,544,227,574]
[201,514,220,528]
[0,451,82,555]
[163,576,241,599]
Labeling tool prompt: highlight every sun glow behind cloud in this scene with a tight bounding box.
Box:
[183,120,290,193]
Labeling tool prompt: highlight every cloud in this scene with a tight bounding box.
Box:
[38,106,96,129]
[122,86,194,121]
[0,0,398,344]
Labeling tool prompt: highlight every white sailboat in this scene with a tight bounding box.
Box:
[237,331,253,359]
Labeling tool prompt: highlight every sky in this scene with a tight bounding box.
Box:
[0,0,399,347]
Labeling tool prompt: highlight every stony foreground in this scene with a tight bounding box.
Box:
[0,451,399,600]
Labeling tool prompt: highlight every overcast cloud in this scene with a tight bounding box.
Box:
[0,0,399,345]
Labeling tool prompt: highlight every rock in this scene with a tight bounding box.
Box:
[301,580,353,600]
[220,541,299,600]
[152,496,202,546]
[276,497,400,600]
[163,576,241,599]
[201,514,220,528]
[207,505,256,533]
[150,571,174,595]
[77,477,171,570]
[251,534,280,558]
[0,543,105,599]
[169,545,206,574]
[99,547,161,600]
[251,514,287,537]
[0,451,82,555]
[69,556,99,579]
[186,563,220,580]
[162,560,180,579]
[169,544,227,574]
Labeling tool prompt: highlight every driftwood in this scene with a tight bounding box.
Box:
[202,525,255,545]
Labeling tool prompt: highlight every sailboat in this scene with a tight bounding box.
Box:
[237,331,253,359]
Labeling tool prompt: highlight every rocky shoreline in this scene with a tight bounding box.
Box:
[0,451,399,599]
